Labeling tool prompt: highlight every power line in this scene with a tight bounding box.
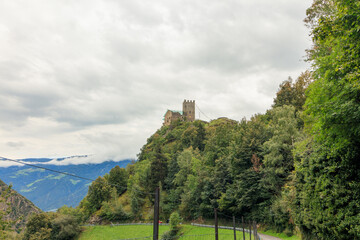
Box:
[0,156,155,195]
[195,104,213,121]
[0,157,95,181]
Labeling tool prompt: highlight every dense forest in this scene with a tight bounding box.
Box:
[6,0,360,239]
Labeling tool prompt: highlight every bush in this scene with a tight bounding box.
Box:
[50,214,81,240]
[23,213,81,240]
[57,205,84,224]
[99,195,131,222]
[284,228,293,237]
[23,213,52,240]
[169,212,181,230]
[161,212,182,240]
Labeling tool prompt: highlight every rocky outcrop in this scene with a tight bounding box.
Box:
[0,179,41,231]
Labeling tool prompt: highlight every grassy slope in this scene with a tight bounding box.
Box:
[78,224,255,240]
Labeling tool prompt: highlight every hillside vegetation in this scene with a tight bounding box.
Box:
[0,179,41,239]
[72,71,311,236]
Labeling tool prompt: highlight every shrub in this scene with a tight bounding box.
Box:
[99,195,131,222]
[23,212,81,240]
[23,213,52,240]
[50,214,81,240]
[161,212,182,240]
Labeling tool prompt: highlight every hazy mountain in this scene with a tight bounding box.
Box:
[0,157,131,211]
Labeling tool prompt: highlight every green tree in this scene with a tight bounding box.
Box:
[108,165,128,195]
[148,146,168,192]
[50,214,81,240]
[99,190,131,221]
[23,212,81,240]
[23,213,52,240]
[293,1,360,239]
[57,205,83,224]
[273,71,312,112]
[86,177,112,213]
[262,105,300,195]
[127,160,149,219]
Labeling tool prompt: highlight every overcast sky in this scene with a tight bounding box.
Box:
[0,0,313,164]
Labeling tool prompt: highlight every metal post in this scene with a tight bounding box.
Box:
[215,208,218,240]
[233,216,237,240]
[153,187,160,240]
[242,216,245,240]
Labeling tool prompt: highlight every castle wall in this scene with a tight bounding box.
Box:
[163,110,182,126]
[183,100,195,122]
[163,100,195,126]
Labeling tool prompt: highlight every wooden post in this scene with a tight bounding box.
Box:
[153,187,160,240]
[242,216,245,240]
[249,221,252,240]
[214,208,218,240]
[253,221,255,240]
[255,221,258,240]
[254,221,257,240]
[233,215,237,240]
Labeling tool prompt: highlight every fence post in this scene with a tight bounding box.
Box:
[233,215,236,240]
[253,221,255,240]
[255,221,258,240]
[254,221,257,240]
[214,208,218,240]
[153,187,160,240]
[242,216,245,240]
[249,221,252,240]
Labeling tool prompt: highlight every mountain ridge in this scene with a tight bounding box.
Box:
[0,158,132,211]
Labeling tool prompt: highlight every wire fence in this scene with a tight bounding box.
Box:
[91,222,261,240]
[191,223,259,235]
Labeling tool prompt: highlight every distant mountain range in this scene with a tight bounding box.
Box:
[0,157,131,211]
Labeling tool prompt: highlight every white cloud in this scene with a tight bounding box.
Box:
[0,0,312,161]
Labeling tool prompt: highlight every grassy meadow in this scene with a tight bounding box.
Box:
[77,224,256,240]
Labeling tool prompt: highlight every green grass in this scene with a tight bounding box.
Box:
[78,224,255,240]
[181,225,252,239]
[78,225,169,240]
[258,230,301,240]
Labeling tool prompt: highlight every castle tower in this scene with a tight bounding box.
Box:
[182,100,195,122]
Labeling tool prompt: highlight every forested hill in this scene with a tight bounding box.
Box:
[78,39,359,238]
[75,72,311,237]
[128,73,309,227]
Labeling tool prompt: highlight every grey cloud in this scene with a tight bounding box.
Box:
[158,1,311,74]
[6,141,25,148]
[0,0,313,159]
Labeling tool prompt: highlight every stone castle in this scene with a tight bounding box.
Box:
[163,100,195,126]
